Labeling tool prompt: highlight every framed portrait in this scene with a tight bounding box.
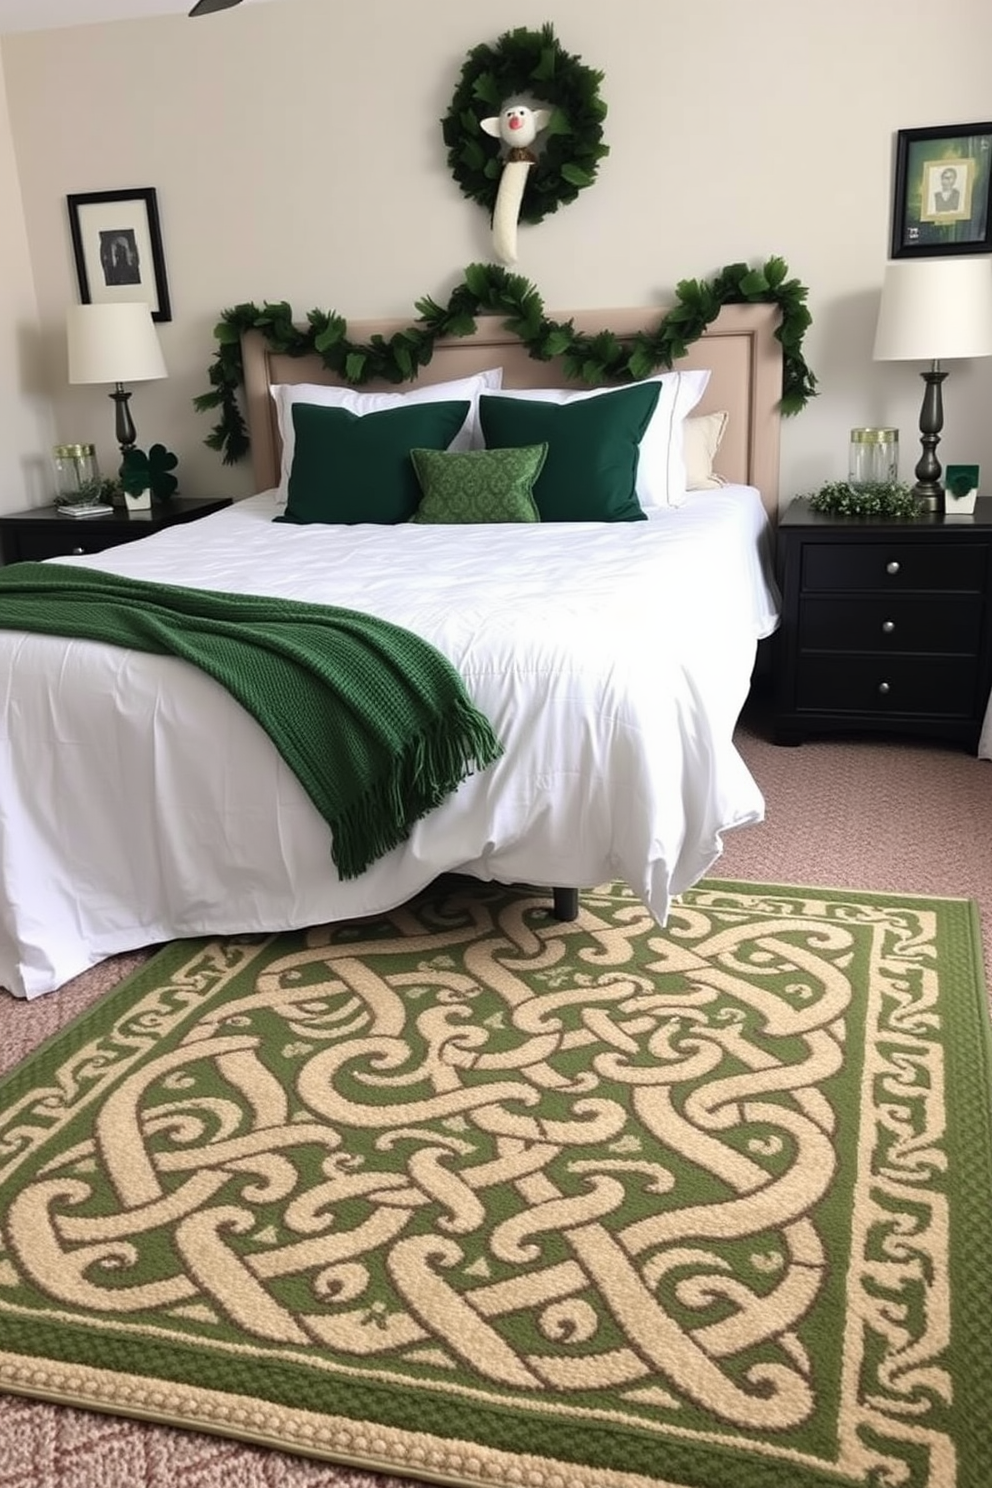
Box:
[890,122,992,259]
[66,186,172,322]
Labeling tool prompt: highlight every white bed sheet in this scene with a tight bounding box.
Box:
[0,487,780,1000]
[979,690,992,760]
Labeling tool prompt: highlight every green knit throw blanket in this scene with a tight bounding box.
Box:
[0,562,503,880]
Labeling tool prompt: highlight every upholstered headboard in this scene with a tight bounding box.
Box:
[241,302,782,520]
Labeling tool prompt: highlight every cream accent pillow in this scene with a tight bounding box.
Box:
[684,410,729,490]
[480,369,710,511]
[270,369,504,504]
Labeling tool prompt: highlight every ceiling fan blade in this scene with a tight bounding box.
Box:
[189,0,244,15]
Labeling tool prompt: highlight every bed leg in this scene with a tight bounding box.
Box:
[552,886,579,921]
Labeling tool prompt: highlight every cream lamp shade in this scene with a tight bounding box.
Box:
[67,302,167,386]
[66,301,167,453]
[873,258,992,362]
[873,257,992,511]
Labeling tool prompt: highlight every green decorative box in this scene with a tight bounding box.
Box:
[945,464,979,514]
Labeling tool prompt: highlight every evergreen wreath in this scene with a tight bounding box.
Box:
[195,258,817,466]
[441,23,608,227]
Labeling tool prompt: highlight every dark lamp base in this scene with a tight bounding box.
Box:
[912,483,944,514]
[912,364,948,517]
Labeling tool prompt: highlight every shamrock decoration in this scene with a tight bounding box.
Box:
[119,443,179,501]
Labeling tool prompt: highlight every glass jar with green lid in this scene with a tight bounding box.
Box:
[849,428,898,487]
[52,443,100,503]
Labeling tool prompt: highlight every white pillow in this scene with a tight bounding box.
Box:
[685,410,730,490]
[480,369,710,510]
[271,369,503,501]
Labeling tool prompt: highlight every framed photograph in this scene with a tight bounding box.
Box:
[891,122,992,259]
[66,186,171,322]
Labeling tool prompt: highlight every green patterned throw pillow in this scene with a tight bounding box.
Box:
[409,444,547,524]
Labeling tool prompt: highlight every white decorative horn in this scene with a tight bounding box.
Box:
[491,161,531,266]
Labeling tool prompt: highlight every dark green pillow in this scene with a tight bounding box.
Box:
[479,382,661,522]
[409,444,547,524]
[276,399,471,525]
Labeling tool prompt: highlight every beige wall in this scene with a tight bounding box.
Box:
[0,58,54,510]
[2,0,992,512]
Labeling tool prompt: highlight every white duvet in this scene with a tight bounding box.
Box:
[0,488,779,1000]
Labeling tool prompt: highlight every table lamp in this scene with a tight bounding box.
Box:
[66,302,168,454]
[873,257,992,513]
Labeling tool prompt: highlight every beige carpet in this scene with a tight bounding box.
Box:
[723,704,992,984]
[2,706,991,1487]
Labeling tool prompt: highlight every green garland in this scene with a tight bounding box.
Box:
[441,23,608,227]
[194,258,817,466]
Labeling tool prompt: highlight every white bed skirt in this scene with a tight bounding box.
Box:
[979,690,992,760]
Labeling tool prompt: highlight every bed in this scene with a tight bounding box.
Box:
[980,689,992,759]
[0,303,782,1001]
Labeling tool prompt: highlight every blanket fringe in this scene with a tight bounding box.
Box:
[332,697,504,880]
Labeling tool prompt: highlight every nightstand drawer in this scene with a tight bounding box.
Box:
[798,594,983,654]
[802,542,987,594]
[13,527,146,561]
[796,655,980,717]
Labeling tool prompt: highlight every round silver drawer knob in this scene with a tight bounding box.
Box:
[885,560,900,575]
[882,619,895,633]
[878,681,891,695]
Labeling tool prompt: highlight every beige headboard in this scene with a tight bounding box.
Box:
[241,302,782,520]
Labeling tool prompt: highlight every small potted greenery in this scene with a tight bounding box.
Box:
[804,479,921,518]
[119,444,179,511]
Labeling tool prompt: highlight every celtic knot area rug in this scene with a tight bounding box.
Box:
[1,878,991,1488]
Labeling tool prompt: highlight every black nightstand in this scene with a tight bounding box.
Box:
[774,496,992,750]
[0,495,232,565]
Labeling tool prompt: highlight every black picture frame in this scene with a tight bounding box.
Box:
[66,186,172,322]
[890,122,992,259]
